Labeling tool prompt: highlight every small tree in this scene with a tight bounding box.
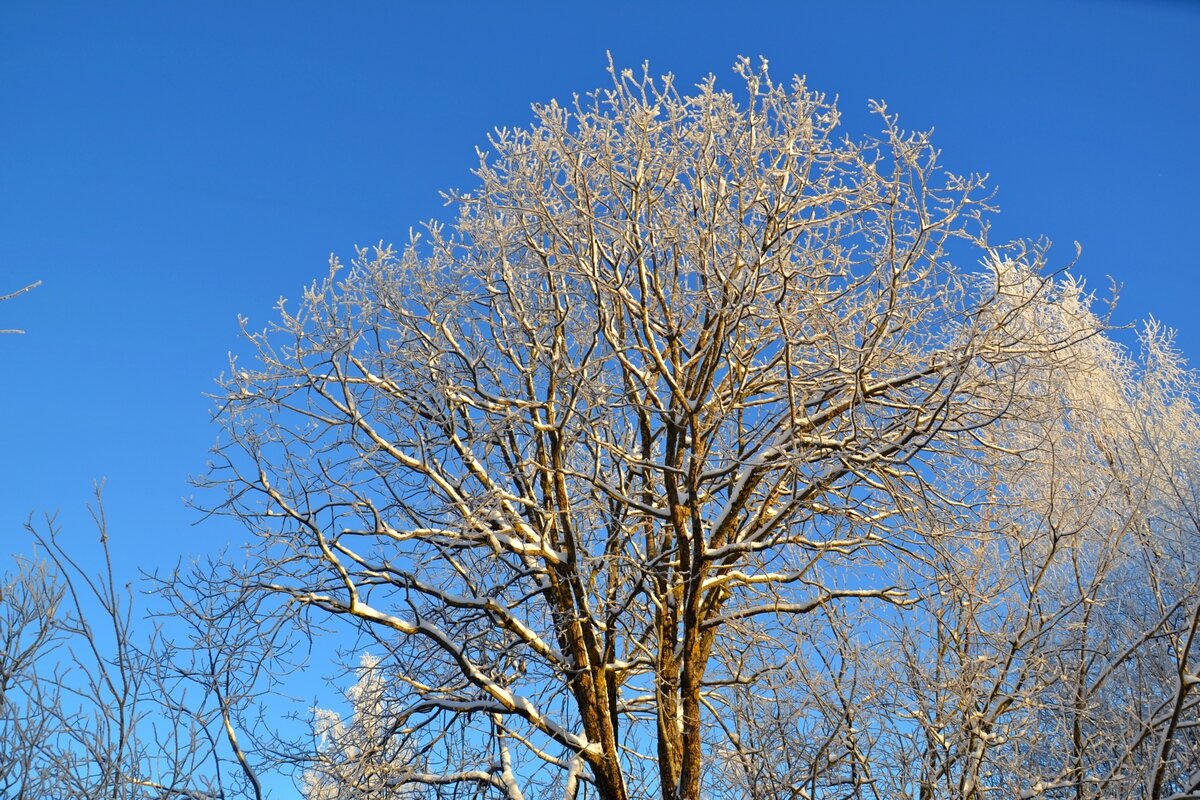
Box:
[207,59,1118,800]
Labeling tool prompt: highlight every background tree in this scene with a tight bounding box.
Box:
[205,59,1110,800]
[302,653,441,800]
[0,493,269,800]
[715,317,1200,799]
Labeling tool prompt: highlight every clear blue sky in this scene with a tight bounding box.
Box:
[2,1,1198,578]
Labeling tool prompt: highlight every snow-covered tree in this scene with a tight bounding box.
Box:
[303,654,414,799]
[203,59,1194,799]
[715,319,1200,800]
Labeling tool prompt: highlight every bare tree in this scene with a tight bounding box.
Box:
[202,58,1116,800]
[0,491,268,799]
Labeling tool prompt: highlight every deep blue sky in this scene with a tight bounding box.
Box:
[2,1,1198,577]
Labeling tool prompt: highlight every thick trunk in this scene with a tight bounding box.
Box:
[575,681,629,800]
[675,663,704,800]
[674,573,710,800]
[591,757,630,800]
[656,619,684,797]
[663,520,712,799]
